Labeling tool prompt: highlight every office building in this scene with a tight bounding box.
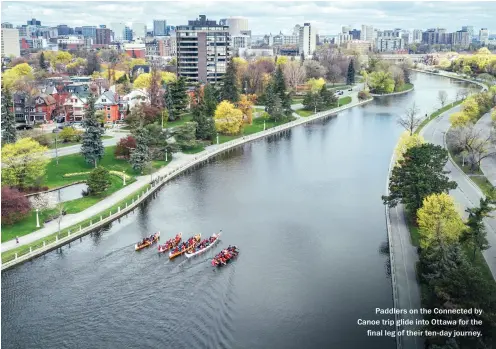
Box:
[111,22,126,41]
[346,40,372,53]
[336,33,352,45]
[360,25,373,41]
[81,26,96,38]
[74,27,83,35]
[412,29,423,43]
[223,17,248,36]
[299,23,317,57]
[1,28,20,57]
[27,18,41,26]
[96,28,112,45]
[153,20,167,36]
[176,14,230,84]
[375,37,404,52]
[342,25,351,34]
[124,26,133,41]
[57,24,73,35]
[479,28,489,45]
[132,23,147,39]
[166,25,175,35]
[462,25,474,38]
[349,29,361,40]
[454,30,470,48]
[2,23,13,29]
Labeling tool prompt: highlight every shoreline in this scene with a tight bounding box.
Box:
[1,97,374,270]
[370,85,414,97]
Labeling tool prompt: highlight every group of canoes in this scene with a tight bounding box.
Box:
[134,230,237,265]
[211,245,239,267]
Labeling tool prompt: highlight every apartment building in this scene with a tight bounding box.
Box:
[176,15,230,84]
[153,20,167,37]
[375,37,404,52]
[1,27,20,57]
[299,23,316,57]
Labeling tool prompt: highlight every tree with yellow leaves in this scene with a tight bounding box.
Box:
[237,95,254,124]
[306,77,326,93]
[1,138,49,189]
[394,132,425,165]
[161,71,176,84]
[233,57,248,89]
[461,96,480,121]
[276,56,288,66]
[449,111,471,127]
[133,73,151,89]
[214,101,244,135]
[417,192,466,248]
[2,63,34,90]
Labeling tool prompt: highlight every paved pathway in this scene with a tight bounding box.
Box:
[474,111,496,186]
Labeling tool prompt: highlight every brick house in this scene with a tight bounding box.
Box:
[64,93,88,122]
[95,90,123,122]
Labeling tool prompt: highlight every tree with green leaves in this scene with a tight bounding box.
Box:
[87,166,111,195]
[1,88,17,144]
[272,65,292,116]
[164,77,188,121]
[129,127,150,172]
[265,83,284,121]
[220,58,239,103]
[461,197,495,261]
[39,52,48,70]
[319,84,337,108]
[81,96,104,167]
[191,85,217,140]
[382,144,457,213]
[303,91,323,112]
[173,122,198,150]
[346,59,355,85]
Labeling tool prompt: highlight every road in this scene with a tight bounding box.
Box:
[420,106,496,278]
[474,111,496,186]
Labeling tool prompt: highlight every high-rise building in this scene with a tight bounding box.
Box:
[454,30,470,48]
[412,29,423,43]
[124,26,133,41]
[299,23,317,57]
[74,27,83,35]
[360,25,373,41]
[176,14,230,84]
[166,25,175,35]
[349,29,361,40]
[2,23,13,29]
[82,26,97,38]
[462,25,474,38]
[27,18,41,26]
[153,20,167,36]
[96,28,112,45]
[479,28,489,45]
[1,28,21,57]
[293,25,301,37]
[223,17,248,36]
[132,23,147,39]
[342,25,351,34]
[111,22,126,41]
[57,24,72,35]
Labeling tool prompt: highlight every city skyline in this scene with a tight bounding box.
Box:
[1,1,495,35]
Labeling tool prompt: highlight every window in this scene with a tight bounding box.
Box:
[106,106,111,111]
[102,98,106,102]
[38,107,42,112]
[107,113,111,119]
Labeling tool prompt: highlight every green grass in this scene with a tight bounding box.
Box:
[295,96,352,117]
[47,135,112,149]
[327,84,350,90]
[291,98,304,104]
[1,209,56,242]
[471,176,495,199]
[182,145,205,154]
[45,146,167,188]
[395,83,414,92]
[217,117,294,144]
[296,109,314,117]
[339,96,352,106]
[2,183,153,263]
[415,100,464,135]
[164,113,193,128]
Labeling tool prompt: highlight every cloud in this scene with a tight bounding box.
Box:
[2,1,495,34]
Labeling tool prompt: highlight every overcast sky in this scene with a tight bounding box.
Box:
[2,1,495,35]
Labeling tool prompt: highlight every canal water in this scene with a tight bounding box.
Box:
[1,72,471,349]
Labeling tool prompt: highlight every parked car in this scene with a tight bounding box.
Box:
[348,88,353,91]
[52,128,62,133]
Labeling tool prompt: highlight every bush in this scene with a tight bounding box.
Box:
[1,186,32,225]
[87,167,111,196]
[59,127,76,143]
[18,130,52,147]
[114,135,137,159]
[358,90,371,101]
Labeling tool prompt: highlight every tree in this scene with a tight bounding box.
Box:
[394,131,425,164]
[276,56,288,66]
[86,51,100,75]
[303,91,323,112]
[2,63,34,90]
[148,65,162,108]
[417,193,466,248]
[129,127,150,172]
[272,65,292,115]
[462,197,495,261]
[1,138,49,189]
[382,144,457,212]
[59,127,82,143]
[307,77,326,93]
[1,186,32,225]
[133,73,151,89]
[300,52,305,66]
[326,65,342,85]
[220,58,239,103]
[449,111,471,128]
[191,85,217,140]
[368,71,395,94]
[449,125,495,171]
[438,90,448,108]
[173,122,198,150]
[346,59,355,85]
[319,84,337,109]
[214,100,244,135]
[80,96,104,167]
[164,77,188,121]
[87,167,111,196]
[264,83,285,121]
[237,94,254,124]
[1,88,17,144]
[39,52,48,70]
[283,60,306,91]
[114,135,136,159]
[397,102,422,135]
[303,60,327,79]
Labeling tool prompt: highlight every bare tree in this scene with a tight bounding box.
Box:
[303,60,327,79]
[456,88,469,101]
[397,102,422,135]
[327,66,342,86]
[283,61,307,91]
[450,125,495,171]
[438,90,448,108]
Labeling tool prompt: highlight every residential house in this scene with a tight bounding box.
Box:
[64,93,88,122]
[131,65,151,79]
[122,89,149,109]
[32,94,58,122]
[95,90,123,122]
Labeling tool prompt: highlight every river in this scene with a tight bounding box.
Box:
[1,72,471,349]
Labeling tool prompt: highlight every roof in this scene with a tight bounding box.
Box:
[95,90,117,105]
[131,65,150,75]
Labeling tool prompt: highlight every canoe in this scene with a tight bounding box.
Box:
[158,232,183,253]
[211,246,239,267]
[135,232,160,251]
[169,234,201,259]
[185,233,221,258]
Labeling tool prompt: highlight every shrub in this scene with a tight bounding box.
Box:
[18,129,52,147]
[59,127,76,143]
[87,167,111,196]
[114,135,137,159]
[358,90,371,101]
[1,186,32,225]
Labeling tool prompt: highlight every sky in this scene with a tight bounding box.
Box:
[1,1,495,35]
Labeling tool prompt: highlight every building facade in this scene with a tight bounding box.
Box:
[412,29,423,43]
[375,37,404,52]
[153,20,167,36]
[124,26,133,41]
[82,26,97,38]
[111,22,126,41]
[479,28,489,45]
[360,25,374,41]
[299,23,316,57]
[132,23,147,39]
[1,28,20,57]
[96,28,111,45]
[176,15,230,84]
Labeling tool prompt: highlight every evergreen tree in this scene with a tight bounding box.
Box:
[319,84,337,108]
[300,52,305,66]
[220,58,239,103]
[272,65,292,115]
[87,167,111,195]
[80,96,104,167]
[461,197,495,261]
[129,127,150,172]
[173,122,198,150]
[265,84,284,121]
[1,88,17,144]
[165,77,188,121]
[39,52,47,70]
[347,59,355,85]
[165,86,175,121]
[191,85,216,140]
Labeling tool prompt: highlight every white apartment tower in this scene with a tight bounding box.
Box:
[132,23,147,39]
[110,22,126,41]
[360,25,374,41]
[479,28,489,45]
[1,28,20,57]
[299,23,316,57]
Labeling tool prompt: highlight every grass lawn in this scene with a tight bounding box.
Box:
[295,96,352,117]
[1,209,56,242]
[395,83,414,92]
[415,100,464,135]
[296,109,314,117]
[164,113,193,128]
[2,183,153,263]
[327,84,350,90]
[47,135,112,149]
[471,176,495,199]
[291,98,304,104]
[217,117,294,144]
[182,144,206,154]
[45,146,168,188]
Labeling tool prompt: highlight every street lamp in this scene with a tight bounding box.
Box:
[55,133,59,165]
[123,171,126,186]
[165,150,168,162]
[216,133,219,145]
[263,119,266,131]
[36,208,40,228]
